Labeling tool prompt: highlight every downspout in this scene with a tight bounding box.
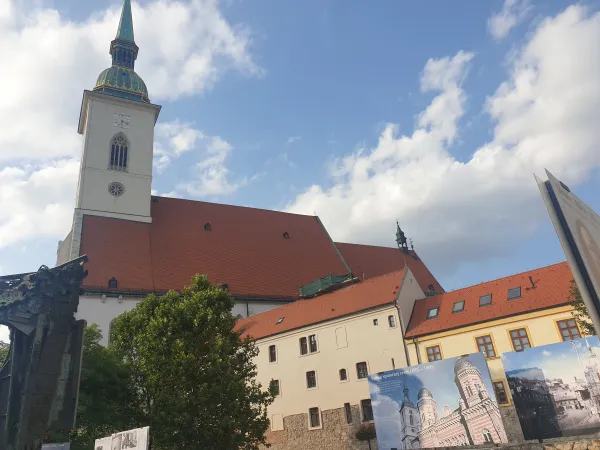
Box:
[413,338,422,365]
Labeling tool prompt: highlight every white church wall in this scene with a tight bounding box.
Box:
[77,93,156,221]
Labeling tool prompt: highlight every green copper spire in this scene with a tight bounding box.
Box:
[116,0,135,42]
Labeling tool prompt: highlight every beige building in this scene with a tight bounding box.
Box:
[236,260,584,449]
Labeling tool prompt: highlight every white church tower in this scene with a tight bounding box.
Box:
[64,0,161,261]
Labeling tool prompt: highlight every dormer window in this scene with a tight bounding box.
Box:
[282,232,290,239]
[276,317,284,324]
[108,277,118,289]
[479,294,492,307]
[204,223,212,232]
[427,307,439,319]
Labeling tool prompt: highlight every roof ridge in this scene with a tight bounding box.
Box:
[417,260,569,300]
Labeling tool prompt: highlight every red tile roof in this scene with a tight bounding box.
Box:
[83,197,434,299]
[405,261,573,338]
[335,242,444,293]
[235,269,406,340]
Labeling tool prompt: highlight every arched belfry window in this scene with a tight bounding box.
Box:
[109,133,129,171]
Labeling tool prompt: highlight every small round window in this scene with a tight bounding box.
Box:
[108,182,125,197]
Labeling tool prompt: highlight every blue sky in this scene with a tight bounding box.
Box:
[1,0,600,293]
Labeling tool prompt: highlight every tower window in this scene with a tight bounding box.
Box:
[282,232,290,239]
[108,277,118,289]
[204,223,212,231]
[109,133,129,171]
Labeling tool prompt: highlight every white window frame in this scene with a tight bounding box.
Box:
[306,370,318,390]
[339,367,350,383]
[356,361,370,381]
[388,314,397,328]
[270,379,282,398]
[308,406,323,430]
[268,344,278,364]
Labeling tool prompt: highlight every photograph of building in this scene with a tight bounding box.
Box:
[503,336,600,440]
[368,353,507,449]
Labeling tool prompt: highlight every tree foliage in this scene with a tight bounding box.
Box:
[56,324,142,449]
[570,279,596,336]
[110,275,274,450]
[0,340,8,365]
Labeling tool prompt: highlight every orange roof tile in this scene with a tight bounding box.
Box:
[80,197,351,298]
[335,242,444,293]
[405,261,573,338]
[234,269,406,340]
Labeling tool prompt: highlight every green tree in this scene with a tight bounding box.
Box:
[0,340,8,365]
[111,275,274,450]
[570,279,596,336]
[55,324,142,449]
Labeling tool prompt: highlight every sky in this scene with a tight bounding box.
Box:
[502,335,600,383]
[2,0,600,298]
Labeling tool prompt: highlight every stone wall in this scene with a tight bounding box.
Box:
[261,404,377,450]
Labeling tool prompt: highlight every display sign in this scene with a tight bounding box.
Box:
[502,336,600,440]
[537,170,600,334]
[368,352,507,449]
[94,426,149,450]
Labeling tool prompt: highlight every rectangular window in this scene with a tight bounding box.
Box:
[344,403,352,424]
[426,345,442,362]
[339,368,348,381]
[270,379,280,397]
[479,294,492,306]
[507,287,521,300]
[361,399,374,422]
[306,371,317,389]
[388,315,396,327]
[427,307,439,319]
[452,300,465,313]
[356,362,368,379]
[299,337,308,355]
[493,380,509,405]
[309,334,318,353]
[557,319,581,341]
[373,318,379,326]
[510,328,531,352]
[269,344,277,363]
[476,335,496,358]
[309,407,320,428]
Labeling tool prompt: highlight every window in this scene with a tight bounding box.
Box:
[270,379,280,397]
[557,319,581,341]
[306,371,317,389]
[309,407,320,428]
[344,403,352,424]
[426,345,442,362]
[509,328,531,352]
[108,181,125,197]
[483,429,492,443]
[508,287,521,300]
[299,337,308,355]
[361,399,374,422]
[204,222,212,231]
[309,334,318,353]
[356,362,368,379]
[475,335,496,358]
[409,411,414,425]
[268,345,277,363]
[479,294,492,306]
[373,319,379,326]
[427,307,439,319]
[109,133,129,171]
[339,368,348,381]
[282,232,290,239]
[388,315,396,327]
[108,277,118,289]
[493,380,509,405]
[452,300,465,313]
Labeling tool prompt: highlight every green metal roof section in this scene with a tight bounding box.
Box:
[300,273,356,298]
[116,0,135,42]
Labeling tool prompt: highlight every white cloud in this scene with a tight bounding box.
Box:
[543,350,551,357]
[0,0,260,253]
[286,5,600,276]
[488,0,531,40]
[286,136,301,146]
[154,120,203,173]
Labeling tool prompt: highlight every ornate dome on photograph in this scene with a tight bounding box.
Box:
[454,357,475,374]
[93,0,150,104]
[418,387,433,400]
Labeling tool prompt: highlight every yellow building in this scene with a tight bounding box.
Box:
[405,261,579,407]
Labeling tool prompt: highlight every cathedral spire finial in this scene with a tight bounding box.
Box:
[116,0,135,42]
[109,0,139,70]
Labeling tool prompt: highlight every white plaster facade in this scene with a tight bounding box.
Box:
[253,270,425,431]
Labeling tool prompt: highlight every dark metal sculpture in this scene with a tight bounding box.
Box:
[0,256,88,450]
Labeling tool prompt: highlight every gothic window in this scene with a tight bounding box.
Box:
[409,411,414,425]
[483,429,492,443]
[108,277,118,289]
[109,133,129,171]
[466,385,473,396]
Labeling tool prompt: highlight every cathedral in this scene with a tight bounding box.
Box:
[400,357,508,449]
[56,0,442,345]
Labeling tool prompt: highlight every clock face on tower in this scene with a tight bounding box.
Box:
[113,113,131,129]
